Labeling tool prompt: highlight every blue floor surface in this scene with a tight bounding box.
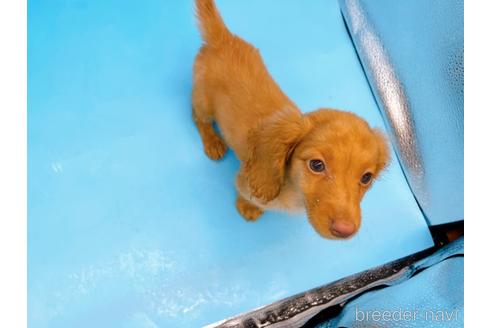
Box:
[28,0,433,327]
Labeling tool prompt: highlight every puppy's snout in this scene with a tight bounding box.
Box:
[330,220,356,238]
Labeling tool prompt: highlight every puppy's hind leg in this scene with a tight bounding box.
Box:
[192,87,228,160]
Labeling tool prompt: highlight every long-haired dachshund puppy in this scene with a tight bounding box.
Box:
[192,0,390,239]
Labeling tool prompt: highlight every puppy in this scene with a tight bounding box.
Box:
[192,0,390,239]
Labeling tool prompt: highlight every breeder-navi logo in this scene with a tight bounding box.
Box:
[355,307,460,323]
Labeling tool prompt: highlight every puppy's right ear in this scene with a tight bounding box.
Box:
[372,128,391,176]
[244,110,310,202]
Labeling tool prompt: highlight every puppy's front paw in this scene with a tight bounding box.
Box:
[236,196,264,221]
[249,182,280,203]
[204,135,228,160]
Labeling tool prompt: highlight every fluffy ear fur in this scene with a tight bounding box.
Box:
[244,109,310,202]
[373,128,391,175]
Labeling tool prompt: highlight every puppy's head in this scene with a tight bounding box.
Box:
[245,108,389,239]
[289,109,390,239]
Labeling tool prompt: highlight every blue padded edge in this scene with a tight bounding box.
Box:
[339,0,464,225]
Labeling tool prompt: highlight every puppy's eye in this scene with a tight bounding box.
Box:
[309,159,325,173]
[360,172,373,185]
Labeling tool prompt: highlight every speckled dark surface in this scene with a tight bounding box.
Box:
[208,238,463,328]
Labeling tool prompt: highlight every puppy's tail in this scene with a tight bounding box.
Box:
[195,0,232,45]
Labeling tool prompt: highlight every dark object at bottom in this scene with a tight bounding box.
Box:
[207,238,463,328]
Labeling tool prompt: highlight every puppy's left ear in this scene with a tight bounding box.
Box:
[373,128,391,174]
[244,110,311,202]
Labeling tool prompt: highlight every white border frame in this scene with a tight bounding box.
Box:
[0,0,27,326]
[465,1,492,327]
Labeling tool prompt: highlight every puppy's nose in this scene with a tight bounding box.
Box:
[330,221,356,238]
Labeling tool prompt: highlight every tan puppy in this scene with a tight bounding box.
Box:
[192,0,390,239]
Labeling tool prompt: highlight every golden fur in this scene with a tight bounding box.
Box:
[192,0,390,239]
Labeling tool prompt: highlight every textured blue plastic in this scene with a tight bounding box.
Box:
[28,0,433,327]
[339,0,464,225]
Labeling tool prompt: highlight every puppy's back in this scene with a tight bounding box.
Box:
[194,0,297,157]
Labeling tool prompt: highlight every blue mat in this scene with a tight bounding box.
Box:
[28,0,433,327]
